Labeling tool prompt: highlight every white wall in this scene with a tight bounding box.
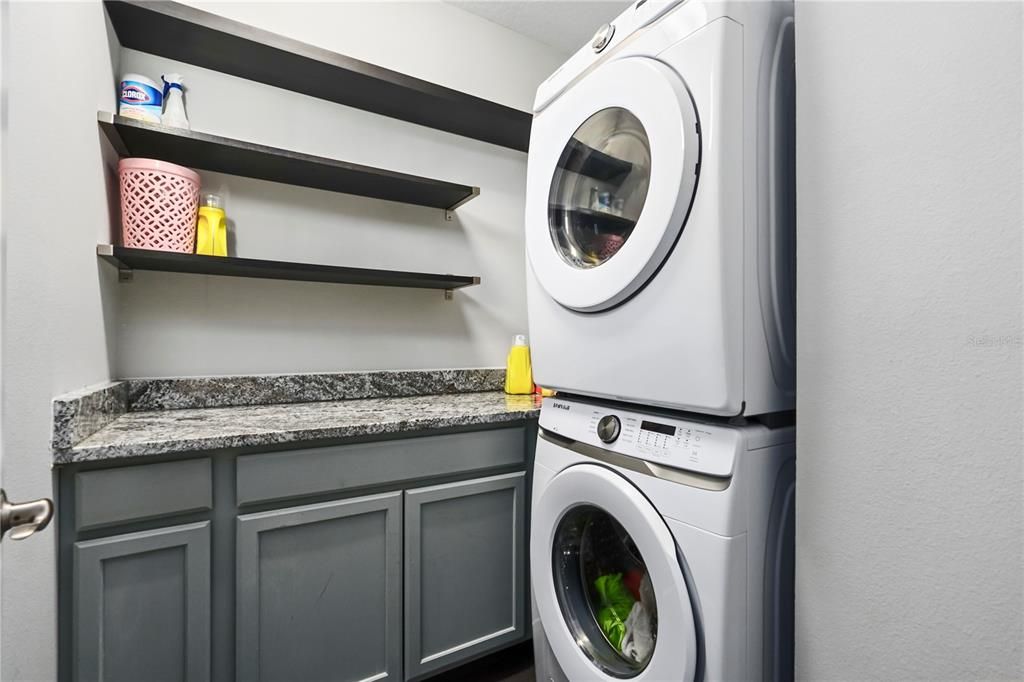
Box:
[0,0,563,676]
[116,2,564,378]
[181,0,554,111]
[795,2,1023,680]
[1,2,121,679]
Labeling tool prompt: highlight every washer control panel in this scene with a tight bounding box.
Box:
[539,397,739,478]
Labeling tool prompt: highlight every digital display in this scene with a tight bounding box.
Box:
[641,420,676,436]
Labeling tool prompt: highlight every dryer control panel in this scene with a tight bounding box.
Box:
[539,397,740,478]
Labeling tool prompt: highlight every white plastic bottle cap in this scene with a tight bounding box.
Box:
[513,334,527,346]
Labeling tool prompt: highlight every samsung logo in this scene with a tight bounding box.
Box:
[551,402,571,411]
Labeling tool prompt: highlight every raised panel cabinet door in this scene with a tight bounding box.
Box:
[236,492,402,682]
[405,472,526,679]
[73,522,211,682]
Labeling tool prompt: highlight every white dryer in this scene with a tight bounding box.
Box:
[530,395,795,681]
[525,0,796,417]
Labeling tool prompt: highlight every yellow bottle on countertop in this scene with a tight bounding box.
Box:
[196,193,227,256]
[504,334,534,395]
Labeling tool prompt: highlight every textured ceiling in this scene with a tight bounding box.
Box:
[447,1,630,55]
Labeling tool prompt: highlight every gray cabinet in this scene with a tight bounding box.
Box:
[74,459,212,532]
[236,492,403,682]
[72,522,211,682]
[404,472,527,679]
[59,425,534,682]
[236,428,525,506]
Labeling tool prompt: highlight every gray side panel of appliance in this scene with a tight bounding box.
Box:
[763,458,796,682]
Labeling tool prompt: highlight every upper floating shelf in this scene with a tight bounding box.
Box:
[98,112,479,211]
[103,0,533,152]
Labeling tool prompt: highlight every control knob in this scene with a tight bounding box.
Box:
[591,23,615,53]
[596,415,621,443]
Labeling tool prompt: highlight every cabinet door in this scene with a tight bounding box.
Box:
[73,522,211,682]
[405,472,526,679]
[236,492,402,682]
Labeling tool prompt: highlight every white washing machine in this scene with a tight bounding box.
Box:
[525,0,796,417]
[530,395,794,681]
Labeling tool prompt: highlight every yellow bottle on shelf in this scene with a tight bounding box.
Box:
[196,193,227,256]
[504,334,534,395]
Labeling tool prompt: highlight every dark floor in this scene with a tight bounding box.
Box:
[426,641,535,682]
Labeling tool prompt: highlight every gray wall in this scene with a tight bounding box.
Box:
[0,1,562,677]
[795,2,1023,680]
[115,2,565,378]
[1,3,121,680]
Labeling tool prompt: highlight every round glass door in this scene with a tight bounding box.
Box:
[547,108,652,269]
[552,505,658,678]
[524,56,700,311]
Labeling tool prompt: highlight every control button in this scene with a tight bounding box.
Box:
[596,415,621,443]
[591,23,615,53]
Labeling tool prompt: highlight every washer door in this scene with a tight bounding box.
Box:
[526,56,700,312]
[532,464,698,680]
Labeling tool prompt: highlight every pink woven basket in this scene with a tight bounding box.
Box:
[118,158,200,252]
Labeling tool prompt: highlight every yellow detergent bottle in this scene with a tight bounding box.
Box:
[504,334,534,395]
[196,193,227,256]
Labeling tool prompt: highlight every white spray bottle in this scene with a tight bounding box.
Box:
[161,73,190,129]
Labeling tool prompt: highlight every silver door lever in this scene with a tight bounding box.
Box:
[0,489,53,541]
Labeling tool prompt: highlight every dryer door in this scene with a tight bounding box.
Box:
[532,463,699,680]
[526,56,700,312]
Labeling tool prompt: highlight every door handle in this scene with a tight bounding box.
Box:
[0,489,54,541]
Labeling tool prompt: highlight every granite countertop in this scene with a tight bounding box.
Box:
[56,390,541,464]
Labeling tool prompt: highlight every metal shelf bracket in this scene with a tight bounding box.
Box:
[97,244,134,282]
[444,187,480,222]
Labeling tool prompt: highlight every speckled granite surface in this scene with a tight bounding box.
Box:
[52,368,508,455]
[51,381,127,451]
[55,392,540,464]
[127,368,505,411]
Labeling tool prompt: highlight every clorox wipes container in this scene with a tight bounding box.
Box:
[504,335,534,395]
[118,73,163,123]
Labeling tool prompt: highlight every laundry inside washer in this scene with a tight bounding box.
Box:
[552,504,659,672]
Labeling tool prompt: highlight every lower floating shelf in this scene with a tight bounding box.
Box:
[97,245,480,293]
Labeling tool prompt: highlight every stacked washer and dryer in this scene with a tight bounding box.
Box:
[524,1,796,680]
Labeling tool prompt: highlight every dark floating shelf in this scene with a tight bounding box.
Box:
[104,0,532,152]
[557,140,634,183]
[99,112,479,211]
[97,245,481,293]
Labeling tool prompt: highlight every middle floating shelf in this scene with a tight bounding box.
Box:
[97,111,479,211]
[97,245,481,292]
